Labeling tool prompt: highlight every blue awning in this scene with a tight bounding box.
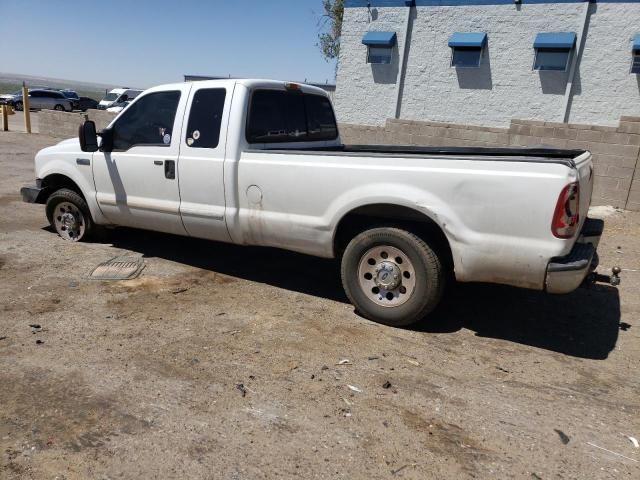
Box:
[534,32,576,50]
[448,32,487,49]
[362,31,397,47]
[633,34,640,51]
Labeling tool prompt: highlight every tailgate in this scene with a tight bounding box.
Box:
[574,151,594,229]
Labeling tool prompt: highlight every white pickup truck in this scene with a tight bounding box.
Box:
[21,79,618,326]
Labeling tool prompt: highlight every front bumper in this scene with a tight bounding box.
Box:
[20,179,48,204]
[545,218,603,294]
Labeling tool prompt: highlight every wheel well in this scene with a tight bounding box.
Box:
[333,204,453,269]
[41,174,85,202]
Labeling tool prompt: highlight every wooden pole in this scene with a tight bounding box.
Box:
[1,106,8,131]
[22,83,31,134]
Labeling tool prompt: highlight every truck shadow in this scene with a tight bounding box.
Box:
[104,228,621,360]
[420,282,621,360]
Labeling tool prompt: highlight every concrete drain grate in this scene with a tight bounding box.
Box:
[89,256,145,280]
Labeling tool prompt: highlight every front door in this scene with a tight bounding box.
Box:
[92,85,192,235]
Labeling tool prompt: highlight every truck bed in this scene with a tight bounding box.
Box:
[254,144,587,167]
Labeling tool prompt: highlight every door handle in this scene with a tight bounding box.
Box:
[164,160,176,180]
[153,160,163,166]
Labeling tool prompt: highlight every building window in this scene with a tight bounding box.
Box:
[448,33,487,68]
[367,46,393,64]
[362,31,397,65]
[533,32,576,72]
[631,35,640,74]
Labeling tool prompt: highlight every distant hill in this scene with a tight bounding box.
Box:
[0,72,129,100]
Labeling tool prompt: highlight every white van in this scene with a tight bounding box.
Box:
[98,88,143,110]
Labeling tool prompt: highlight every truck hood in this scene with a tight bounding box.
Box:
[56,138,81,147]
[35,138,83,174]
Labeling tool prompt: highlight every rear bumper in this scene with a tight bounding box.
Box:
[20,179,48,204]
[545,218,603,294]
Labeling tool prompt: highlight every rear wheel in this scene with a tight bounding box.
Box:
[15,101,23,111]
[341,227,445,327]
[45,189,94,242]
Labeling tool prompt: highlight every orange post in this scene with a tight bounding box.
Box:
[22,84,31,133]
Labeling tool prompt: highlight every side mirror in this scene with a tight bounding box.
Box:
[78,120,98,152]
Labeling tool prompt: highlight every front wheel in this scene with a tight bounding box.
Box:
[54,104,65,111]
[341,227,445,327]
[15,101,23,111]
[45,189,94,242]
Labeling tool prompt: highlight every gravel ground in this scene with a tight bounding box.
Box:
[1,131,639,479]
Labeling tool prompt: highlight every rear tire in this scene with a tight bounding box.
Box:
[45,189,94,242]
[341,227,445,327]
[15,101,23,111]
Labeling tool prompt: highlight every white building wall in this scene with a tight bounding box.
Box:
[334,7,407,126]
[402,4,585,127]
[568,3,640,124]
[335,2,640,128]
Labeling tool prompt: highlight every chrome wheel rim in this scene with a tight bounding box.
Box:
[357,245,416,307]
[53,202,85,241]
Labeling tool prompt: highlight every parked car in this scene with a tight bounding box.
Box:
[20,79,619,327]
[60,89,80,110]
[9,89,73,112]
[106,100,130,113]
[78,96,99,112]
[98,88,143,110]
[0,90,21,105]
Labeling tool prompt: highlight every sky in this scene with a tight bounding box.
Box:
[0,0,337,88]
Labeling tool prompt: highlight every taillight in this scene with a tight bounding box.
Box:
[551,182,580,238]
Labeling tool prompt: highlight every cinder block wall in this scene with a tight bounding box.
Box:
[340,116,640,211]
[38,110,117,138]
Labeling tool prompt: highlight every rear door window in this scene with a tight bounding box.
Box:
[246,89,337,143]
[185,88,226,149]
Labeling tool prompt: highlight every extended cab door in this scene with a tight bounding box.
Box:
[92,85,191,235]
[177,82,234,242]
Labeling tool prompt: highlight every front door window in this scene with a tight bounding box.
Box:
[112,91,181,151]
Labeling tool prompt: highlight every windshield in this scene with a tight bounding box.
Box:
[62,91,79,99]
[104,93,119,101]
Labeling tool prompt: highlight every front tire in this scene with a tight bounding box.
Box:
[15,101,23,111]
[54,104,65,111]
[341,228,445,327]
[45,189,94,242]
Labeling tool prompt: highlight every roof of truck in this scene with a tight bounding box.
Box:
[148,79,331,98]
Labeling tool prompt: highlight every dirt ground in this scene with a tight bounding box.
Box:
[1,131,639,479]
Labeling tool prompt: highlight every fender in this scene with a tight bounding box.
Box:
[37,157,109,225]
[327,182,466,273]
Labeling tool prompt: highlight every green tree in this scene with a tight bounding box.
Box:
[317,0,344,66]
